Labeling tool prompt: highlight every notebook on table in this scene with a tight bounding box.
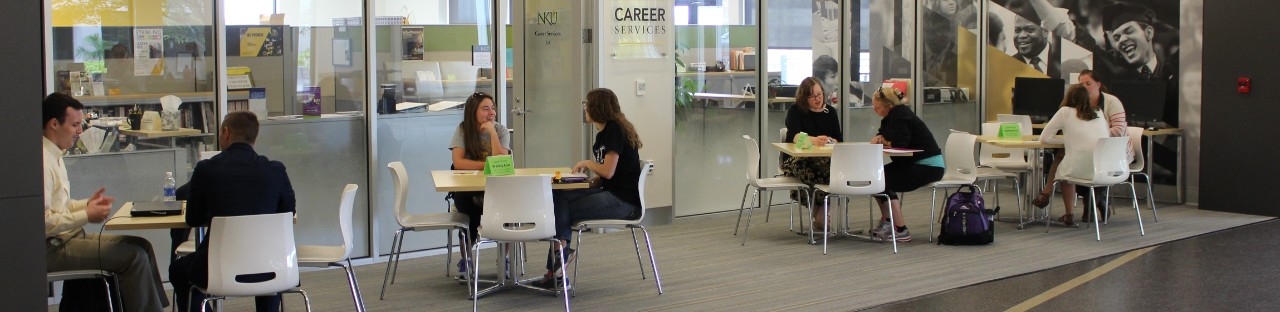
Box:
[130,201,183,217]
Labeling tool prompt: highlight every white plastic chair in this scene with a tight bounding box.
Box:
[815,143,891,254]
[929,132,980,242]
[472,175,569,311]
[570,162,663,295]
[197,212,310,312]
[1127,127,1158,221]
[380,162,471,299]
[297,184,365,312]
[735,135,811,245]
[1045,137,1145,241]
[48,270,120,312]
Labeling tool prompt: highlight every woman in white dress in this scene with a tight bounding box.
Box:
[1038,84,1118,225]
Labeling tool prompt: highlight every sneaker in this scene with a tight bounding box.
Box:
[546,247,576,274]
[533,275,572,291]
[869,220,892,239]
[455,258,469,282]
[891,228,913,242]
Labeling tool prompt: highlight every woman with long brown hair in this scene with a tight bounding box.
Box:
[537,88,644,289]
[448,91,509,277]
[1038,83,1117,225]
[1031,70,1129,223]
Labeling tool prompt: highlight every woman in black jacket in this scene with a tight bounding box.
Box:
[868,87,944,242]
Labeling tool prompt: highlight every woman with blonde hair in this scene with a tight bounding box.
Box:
[537,88,644,289]
[868,87,943,242]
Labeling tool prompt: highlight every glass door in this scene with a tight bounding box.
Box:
[511,0,592,167]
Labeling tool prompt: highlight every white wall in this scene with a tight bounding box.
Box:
[596,0,676,209]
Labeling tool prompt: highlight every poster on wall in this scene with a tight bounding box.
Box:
[402,27,424,60]
[133,28,163,76]
[990,0,1182,185]
[242,26,283,57]
[812,0,844,106]
[610,0,671,59]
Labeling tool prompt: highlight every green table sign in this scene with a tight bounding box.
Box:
[998,122,1022,139]
[483,155,515,176]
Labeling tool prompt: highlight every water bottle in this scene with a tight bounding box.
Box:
[163,171,177,202]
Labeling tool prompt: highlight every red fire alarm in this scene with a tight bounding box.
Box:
[1238,77,1251,94]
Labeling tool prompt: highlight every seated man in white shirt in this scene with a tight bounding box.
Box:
[42,93,168,311]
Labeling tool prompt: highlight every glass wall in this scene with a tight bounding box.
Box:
[673,0,762,216]
[371,0,496,256]
[220,0,371,257]
[48,0,217,281]
[916,0,981,140]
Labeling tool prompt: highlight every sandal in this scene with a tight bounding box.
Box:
[1057,214,1075,226]
[1032,192,1051,208]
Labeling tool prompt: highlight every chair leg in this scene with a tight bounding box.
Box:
[882,194,898,253]
[1013,177,1024,224]
[734,184,751,235]
[1129,183,1146,236]
[764,189,773,223]
[99,275,115,312]
[342,260,366,312]
[630,228,645,279]
[556,247,571,311]
[380,229,404,300]
[571,228,584,298]
[282,288,313,312]
[1135,173,1158,221]
[640,226,664,294]
[1090,187,1102,241]
[741,189,760,246]
[929,187,940,242]
[446,229,455,278]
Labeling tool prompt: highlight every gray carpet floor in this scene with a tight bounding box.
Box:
[53,189,1271,311]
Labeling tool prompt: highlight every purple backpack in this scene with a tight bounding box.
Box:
[936,185,996,245]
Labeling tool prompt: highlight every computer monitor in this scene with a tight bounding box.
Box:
[1012,77,1066,123]
[1108,80,1167,128]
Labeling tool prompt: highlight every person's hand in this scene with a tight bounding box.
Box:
[813,135,831,147]
[85,187,113,223]
[479,120,497,134]
[572,160,593,174]
[870,135,891,147]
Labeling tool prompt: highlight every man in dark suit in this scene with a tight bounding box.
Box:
[169,111,296,312]
[1007,2,1061,79]
[1101,1,1180,183]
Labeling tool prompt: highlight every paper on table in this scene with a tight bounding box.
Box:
[884,147,924,153]
[428,101,465,111]
[395,102,428,111]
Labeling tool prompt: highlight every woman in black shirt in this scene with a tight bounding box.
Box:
[781,77,843,229]
[868,87,944,242]
[540,88,644,288]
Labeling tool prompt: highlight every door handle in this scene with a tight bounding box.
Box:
[511,107,532,115]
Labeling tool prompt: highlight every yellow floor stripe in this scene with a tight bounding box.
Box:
[1005,246,1158,312]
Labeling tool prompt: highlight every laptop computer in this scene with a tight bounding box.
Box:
[130,201,183,217]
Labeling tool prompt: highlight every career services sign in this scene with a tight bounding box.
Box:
[610,0,672,59]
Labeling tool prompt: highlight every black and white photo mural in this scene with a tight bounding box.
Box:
[991,0,1184,185]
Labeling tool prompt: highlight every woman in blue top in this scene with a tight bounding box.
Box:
[781,77,842,229]
[539,88,644,289]
[869,87,944,242]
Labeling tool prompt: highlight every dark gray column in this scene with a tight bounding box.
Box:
[1202,0,1280,216]
[0,0,50,309]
